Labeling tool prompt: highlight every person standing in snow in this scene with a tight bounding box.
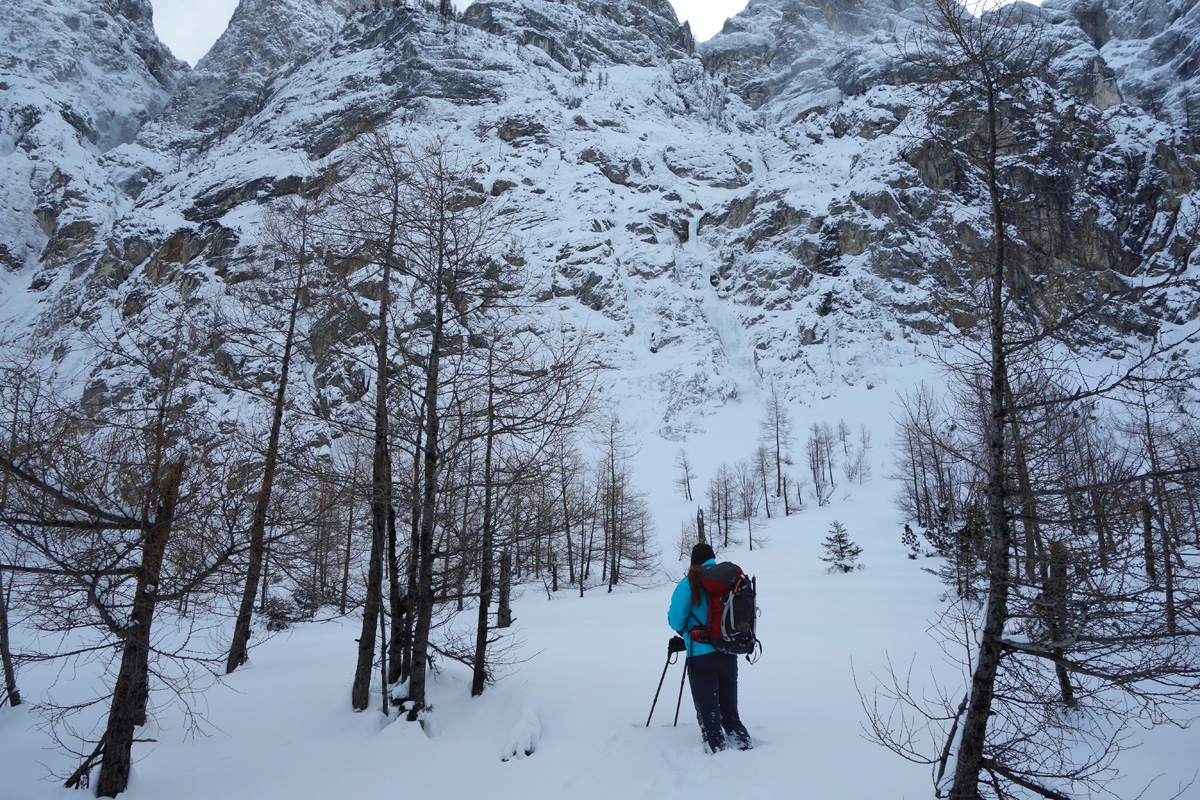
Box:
[668,542,753,752]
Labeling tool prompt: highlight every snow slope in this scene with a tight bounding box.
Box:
[3,380,1198,800]
[2,0,1200,795]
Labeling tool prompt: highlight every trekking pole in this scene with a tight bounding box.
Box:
[646,636,685,727]
[673,654,689,727]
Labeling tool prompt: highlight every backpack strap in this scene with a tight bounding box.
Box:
[687,609,711,650]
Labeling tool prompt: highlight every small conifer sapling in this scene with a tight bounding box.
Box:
[901,524,921,559]
[821,521,863,573]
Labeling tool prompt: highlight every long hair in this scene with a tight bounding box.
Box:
[687,564,705,608]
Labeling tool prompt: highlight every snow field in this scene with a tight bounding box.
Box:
[3,381,1199,800]
[0,378,932,799]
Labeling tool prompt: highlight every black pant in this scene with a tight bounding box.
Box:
[687,652,751,752]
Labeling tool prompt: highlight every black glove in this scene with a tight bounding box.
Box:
[668,635,686,654]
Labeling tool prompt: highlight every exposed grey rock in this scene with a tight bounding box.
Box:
[164,0,366,135]
[0,0,1197,431]
[0,0,187,274]
[185,175,304,222]
[0,0,185,150]
[463,0,694,70]
[700,0,924,113]
[1051,0,1200,126]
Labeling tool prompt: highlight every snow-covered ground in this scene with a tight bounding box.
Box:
[3,378,1198,800]
[3,0,1199,793]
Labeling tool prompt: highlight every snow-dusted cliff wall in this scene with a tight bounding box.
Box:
[1,0,1197,435]
[0,0,186,276]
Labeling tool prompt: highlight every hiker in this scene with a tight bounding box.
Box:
[668,542,753,752]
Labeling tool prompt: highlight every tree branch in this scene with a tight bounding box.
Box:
[981,758,1072,800]
[0,452,142,529]
[0,563,137,577]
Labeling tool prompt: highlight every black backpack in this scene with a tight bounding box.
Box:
[689,562,760,659]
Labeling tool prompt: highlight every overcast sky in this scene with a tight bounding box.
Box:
[147,0,749,66]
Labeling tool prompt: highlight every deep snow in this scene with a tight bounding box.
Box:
[2,381,1198,800]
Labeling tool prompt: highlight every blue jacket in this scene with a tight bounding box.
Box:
[668,558,717,658]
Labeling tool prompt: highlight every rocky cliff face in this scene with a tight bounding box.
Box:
[700,0,921,112]
[1,0,1197,434]
[1082,0,1200,123]
[0,0,186,275]
[694,0,1197,369]
[165,0,369,136]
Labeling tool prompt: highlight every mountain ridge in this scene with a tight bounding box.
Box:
[1,0,1197,434]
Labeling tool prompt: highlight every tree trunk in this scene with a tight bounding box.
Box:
[722,490,731,549]
[386,498,406,685]
[1007,411,1042,584]
[339,486,354,616]
[775,428,784,496]
[497,550,512,628]
[2,394,22,708]
[1142,500,1157,583]
[260,542,269,609]
[401,418,424,683]
[1159,503,1177,634]
[608,466,621,593]
[1081,431,1111,573]
[600,491,609,585]
[226,275,303,674]
[1045,541,1076,707]
[471,371,497,697]
[0,569,20,707]
[95,461,183,798]
[561,470,576,585]
[949,76,1011,800]
[760,461,771,519]
[378,586,389,716]
[950,343,1012,800]
[352,257,392,712]
[407,295,445,721]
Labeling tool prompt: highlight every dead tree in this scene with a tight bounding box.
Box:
[386,139,510,721]
[0,568,19,707]
[593,414,658,594]
[674,448,695,502]
[706,463,737,548]
[226,194,324,674]
[864,2,1200,798]
[467,329,596,696]
[759,380,794,505]
[0,323,248,797]
[323,129,413,713]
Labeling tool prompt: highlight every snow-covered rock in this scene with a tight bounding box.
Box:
[0,0,1197,432]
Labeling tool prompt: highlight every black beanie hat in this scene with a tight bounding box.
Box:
[690,542,716,566]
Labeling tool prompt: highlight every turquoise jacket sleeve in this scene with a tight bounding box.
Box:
[668,559,717,657]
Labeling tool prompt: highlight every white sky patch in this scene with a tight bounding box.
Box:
[149,0,238,65]
[669,0,749,41]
